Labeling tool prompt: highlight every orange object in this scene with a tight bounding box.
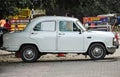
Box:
[57,53,65,57]
[0,19,6,27]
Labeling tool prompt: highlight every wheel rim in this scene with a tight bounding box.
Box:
[23,48,35,60]
[91,47,103,59]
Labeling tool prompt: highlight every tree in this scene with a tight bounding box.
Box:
[0,0,18,19]
[0,0,33,19]
[1,0,120,19]
[16,0,32,9]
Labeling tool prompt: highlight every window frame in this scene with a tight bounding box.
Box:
[33,20,56,32]
[59,21,80,32]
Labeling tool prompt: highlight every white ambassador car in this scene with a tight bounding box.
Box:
[2,16,118,62]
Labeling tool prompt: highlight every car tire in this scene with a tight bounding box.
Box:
[37,53,41,59]
[88,43,106,60]
[21,45,39,62]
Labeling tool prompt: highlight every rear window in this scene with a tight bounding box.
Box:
[33,21,56,31]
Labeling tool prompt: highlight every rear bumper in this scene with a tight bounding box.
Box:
[0,46,19,52]
[0,47,6,50]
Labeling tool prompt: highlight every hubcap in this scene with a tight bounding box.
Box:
[92,47,103,58]
[23,49,35,60]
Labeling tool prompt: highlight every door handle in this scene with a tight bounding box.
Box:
[87,36,91,39]
[59,33,65,35]
[31,32,38,34]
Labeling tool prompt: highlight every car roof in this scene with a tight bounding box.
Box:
[31,16,78,22]
[24,16,79,32]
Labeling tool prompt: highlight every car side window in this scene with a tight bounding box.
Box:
[33,22,41,31]
[34,21,56,31]
[59,21,79,32]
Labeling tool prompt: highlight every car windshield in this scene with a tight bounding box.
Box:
[76,20,86,31]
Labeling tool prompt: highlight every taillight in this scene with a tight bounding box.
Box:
[113,32,119,46]
[115,32,119,42]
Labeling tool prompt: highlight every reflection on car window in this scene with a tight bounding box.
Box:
[34,21,56,31]
[59,21,79,32]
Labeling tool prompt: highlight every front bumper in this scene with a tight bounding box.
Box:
[107,46,118,54]
[114,41,119,48]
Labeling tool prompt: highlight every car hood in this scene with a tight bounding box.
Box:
[85,31,114,37]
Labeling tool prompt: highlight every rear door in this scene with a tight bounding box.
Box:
[30,21,57,51]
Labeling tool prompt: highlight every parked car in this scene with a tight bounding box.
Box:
[2,16,118,62]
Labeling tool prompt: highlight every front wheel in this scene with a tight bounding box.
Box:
[20,45,40,62]
[88,43,106,60]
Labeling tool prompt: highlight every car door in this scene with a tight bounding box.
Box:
[57,21,84,52]
[31,21,57,52]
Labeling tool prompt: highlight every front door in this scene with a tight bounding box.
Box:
[57,21,84,52]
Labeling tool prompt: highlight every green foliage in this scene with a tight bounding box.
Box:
[16,0,32,9]
[0,0,32,19]
[50,0,120,20]
[1,0,120,19]
[0,0,17,18]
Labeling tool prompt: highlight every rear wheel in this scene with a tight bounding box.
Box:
[20,45,40,62]
[88,43,106,60]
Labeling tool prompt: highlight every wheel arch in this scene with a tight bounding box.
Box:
[19,43,41,53]
[87,42,107,54]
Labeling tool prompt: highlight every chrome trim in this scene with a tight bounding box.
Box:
[107,46,117,54]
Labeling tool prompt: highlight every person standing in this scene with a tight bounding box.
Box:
[0,18,6,33]
[0,18,6,47]
[4,19,11,32]
[111,15,118,31]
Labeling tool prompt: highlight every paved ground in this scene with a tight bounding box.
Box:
[0,55,120,77]
[0,48,120,77]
